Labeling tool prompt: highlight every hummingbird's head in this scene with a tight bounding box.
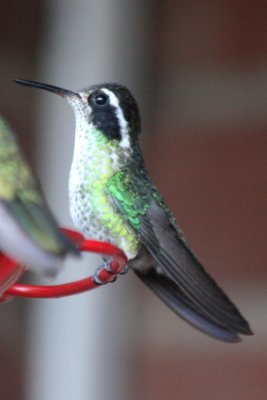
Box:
[80,83,141,146]
[14,79,141,150]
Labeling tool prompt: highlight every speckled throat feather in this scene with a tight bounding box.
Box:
[69,123,140,258]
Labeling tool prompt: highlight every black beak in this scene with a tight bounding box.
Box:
[13,79,81,99]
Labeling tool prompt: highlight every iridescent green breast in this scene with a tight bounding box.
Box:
[69,126,140,258]
[107,171,151,230]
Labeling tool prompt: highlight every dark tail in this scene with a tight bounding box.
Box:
[134,268,251,342]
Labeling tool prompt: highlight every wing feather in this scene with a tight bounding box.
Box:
[134,268,241,342]
[140,202,252,335]
[6,198,78,255]
[107,171,252,339]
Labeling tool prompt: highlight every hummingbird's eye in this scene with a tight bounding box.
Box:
[89,92,109,106]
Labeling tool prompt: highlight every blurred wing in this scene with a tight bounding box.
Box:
[0,117,78,260]
[5,197,77,256]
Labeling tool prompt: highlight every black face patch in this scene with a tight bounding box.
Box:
[103,84,140,138]
[88,90,121,140]
[85,83,141,140]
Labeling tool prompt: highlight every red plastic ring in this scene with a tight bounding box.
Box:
[4,228,128,299]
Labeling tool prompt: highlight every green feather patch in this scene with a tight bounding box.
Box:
[107,171,152,231]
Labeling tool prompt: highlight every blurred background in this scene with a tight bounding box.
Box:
[0,1,266,399]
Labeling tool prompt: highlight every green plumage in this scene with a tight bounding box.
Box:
[0,118,41,203]
[0,117,76,257]
[14,78,252,342]
[107,170,151,231]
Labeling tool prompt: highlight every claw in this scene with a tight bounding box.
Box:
[93,262,119,285]
[103,260,118,282]
[119,264,129,275]
[93,260,128,285]
[104,260,129,275]
[103,259,113,273]
[93,266,107,285]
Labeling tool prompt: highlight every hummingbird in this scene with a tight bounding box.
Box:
[15,79,252,342]
[0,115,78,276]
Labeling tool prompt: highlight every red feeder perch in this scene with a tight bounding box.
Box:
[0,228,128,302]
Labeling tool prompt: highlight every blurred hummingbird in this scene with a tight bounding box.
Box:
[0,115,78,275]
[15,79,252,341]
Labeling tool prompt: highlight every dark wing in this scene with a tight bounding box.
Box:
[134,267,241,342]
[107,171,252,341]
[140,201,252,338]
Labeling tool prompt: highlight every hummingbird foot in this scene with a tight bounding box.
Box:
[103,258,129,275]
[93,260,129,285]
[103,258,115,273]
[118,263,129,275]
[93,261,117,285]
[93,265,114,285]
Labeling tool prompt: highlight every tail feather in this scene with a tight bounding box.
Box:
[140,201,252,337]
[134,268,246,342]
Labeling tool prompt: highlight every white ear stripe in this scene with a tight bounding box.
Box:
[102,88,130,149]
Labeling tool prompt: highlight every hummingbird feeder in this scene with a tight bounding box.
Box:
[0,228,128,303]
